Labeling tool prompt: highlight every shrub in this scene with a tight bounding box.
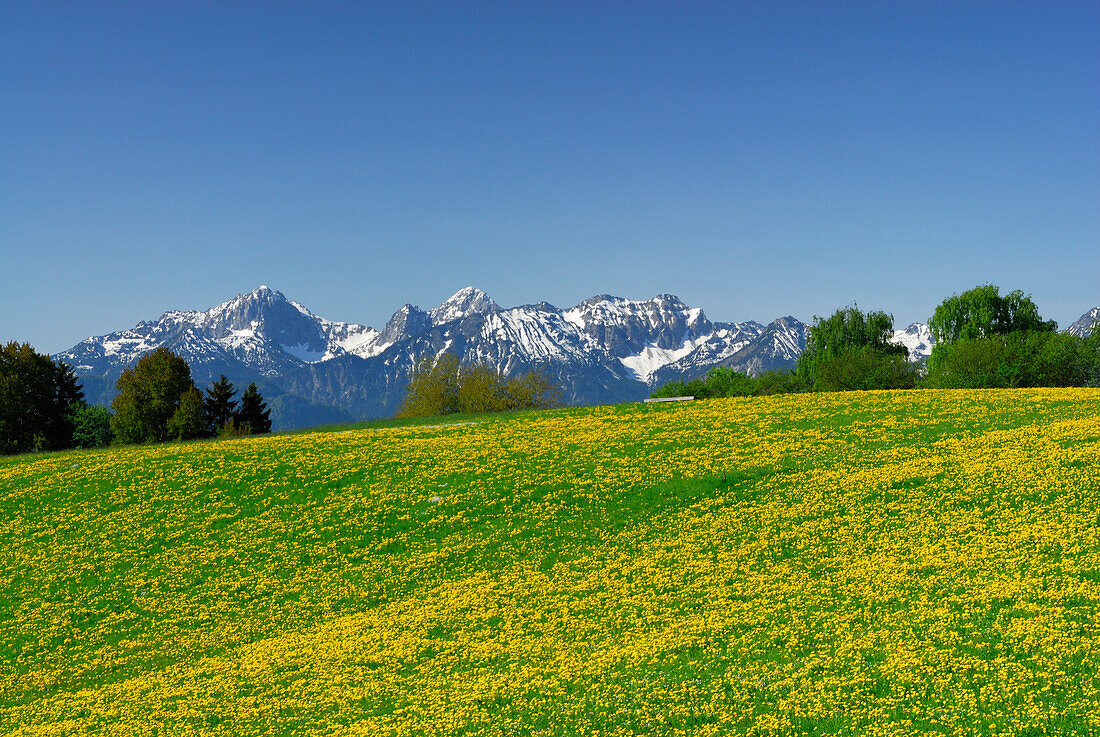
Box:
[923,331,1100,389]
[704,367,758,397]
[70,404,114,448]
[650,378,710,399]
[502,368,561,411]
[813,346,917,392]
[398,353,561,418]
[754,370,810,396]
[649,368,808,400]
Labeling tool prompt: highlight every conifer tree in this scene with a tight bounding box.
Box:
[236,383,272,434]
[204,374,238,434]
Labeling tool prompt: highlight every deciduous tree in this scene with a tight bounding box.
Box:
[168,387,209,440]
[397,353,561,418]
[928,285,1055,346]
[70,403,114,448]
[111,348,196,443]
[796,306,909,390]
[397,353,461,418]
[0,342,84,454]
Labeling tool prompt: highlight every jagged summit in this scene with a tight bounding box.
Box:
[1067,307,1100,338]
[890,323,935,362]
[430,287,500,325]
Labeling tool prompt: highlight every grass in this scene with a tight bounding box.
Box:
[2,388,1100,735]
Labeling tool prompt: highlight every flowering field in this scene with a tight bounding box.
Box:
[3,388,1100,736]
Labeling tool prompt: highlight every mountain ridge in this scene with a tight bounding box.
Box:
[58,286,812,428]
[59,286,1098,430]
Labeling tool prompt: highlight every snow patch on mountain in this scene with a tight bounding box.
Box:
[620,333,711,382]
[479,308,597,367]
[889,323,934,362]
[101,335,157,357]
[281,342,329,363]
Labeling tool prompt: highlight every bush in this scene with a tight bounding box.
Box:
[754,370,811,396]
[703,367,759,397]
[649,368,808,400]
[813,346,917,392]
[923,331,1100,389]
[70,404,114,448]
[398,353,561,418]
[650,378,710,400]
[502,368,561,411]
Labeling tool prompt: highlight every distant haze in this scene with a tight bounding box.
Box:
[2,4,1097,353]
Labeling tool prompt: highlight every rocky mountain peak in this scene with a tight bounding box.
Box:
[562,293,712,357]
[430,287,500,325]
[1067,307,1100,338]
[889,323,935,362]
[202,285,321,347]
[378,304,433,346]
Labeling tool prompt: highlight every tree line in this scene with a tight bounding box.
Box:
[0,344,270,456]
[111,348,271,442]
[652,284,1100,399]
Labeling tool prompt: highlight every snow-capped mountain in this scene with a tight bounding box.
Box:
[58,286,814,429]
[890,323,934,362]
[1067,308,1100,338]
[61,286,381,375]
[430,286,500,325]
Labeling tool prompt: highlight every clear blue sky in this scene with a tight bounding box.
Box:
[3,2,1097,353]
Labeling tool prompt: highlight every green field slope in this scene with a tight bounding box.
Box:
[3,389,1100,735]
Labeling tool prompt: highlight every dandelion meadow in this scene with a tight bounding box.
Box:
[3,388,1100,735]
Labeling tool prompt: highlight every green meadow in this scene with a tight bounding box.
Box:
[2,388,1100,735]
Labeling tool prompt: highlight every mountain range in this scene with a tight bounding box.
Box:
[54,286,1097,430]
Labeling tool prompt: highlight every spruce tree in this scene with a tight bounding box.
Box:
[204,375,238,434]
[236,383,272,434]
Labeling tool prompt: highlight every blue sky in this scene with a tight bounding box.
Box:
[2,2,1097,353]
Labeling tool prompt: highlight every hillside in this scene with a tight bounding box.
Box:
[3,389,1100,734]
